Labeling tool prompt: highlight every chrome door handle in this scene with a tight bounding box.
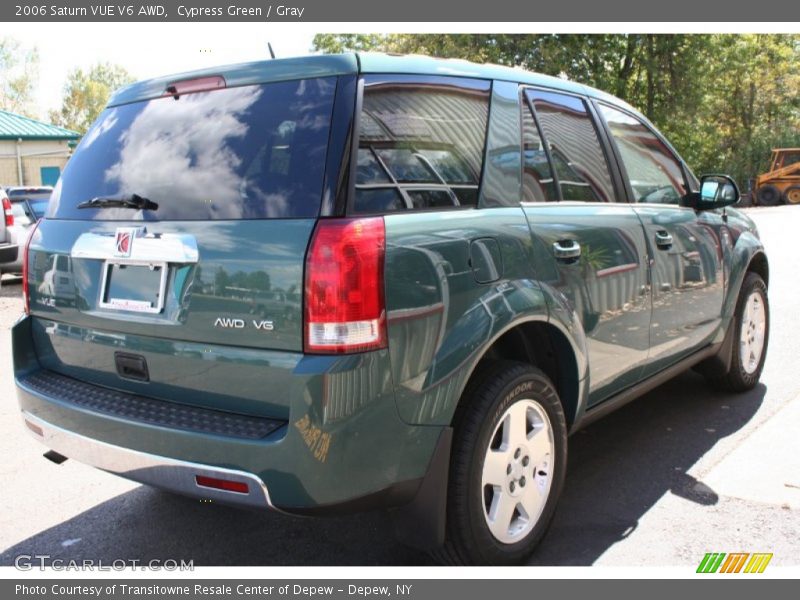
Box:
[655,230,673,249]
[553,239,581,261]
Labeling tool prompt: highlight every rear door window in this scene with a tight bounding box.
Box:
[353,76,490,213]
[48,77,337,220]
[525,89,617,203]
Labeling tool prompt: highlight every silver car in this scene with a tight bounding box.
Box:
[1,186,52,277]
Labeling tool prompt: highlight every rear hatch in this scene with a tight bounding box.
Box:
[26,75,340,418]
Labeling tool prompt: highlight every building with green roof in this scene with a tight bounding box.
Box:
[0,110,80,187]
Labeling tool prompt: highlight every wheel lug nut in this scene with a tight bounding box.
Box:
[514,449,521,459]
[519,477,526,487]
[522,456,529,466]
[509,481,516,492]
[507,464,512,475]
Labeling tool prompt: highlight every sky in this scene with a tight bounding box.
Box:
[10,23,318,119]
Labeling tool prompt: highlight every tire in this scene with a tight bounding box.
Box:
[433,361,567,565]
[783,185,800,205]
[757,184,782,206]
[708,272,769,392]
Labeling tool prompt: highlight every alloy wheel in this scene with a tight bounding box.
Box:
[480,399,554,544]
[740,290,767,375]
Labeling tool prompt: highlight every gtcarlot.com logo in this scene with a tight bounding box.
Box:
[697,552,773,574]
[14,554,194,571]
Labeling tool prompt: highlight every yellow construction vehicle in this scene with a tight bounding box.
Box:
[754,148,800,205]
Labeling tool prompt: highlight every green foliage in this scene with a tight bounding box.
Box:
[49,62,135,134]
[0,37,39,117]
[313,34,800,186]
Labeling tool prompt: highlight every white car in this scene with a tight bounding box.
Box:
[1,186,52,278]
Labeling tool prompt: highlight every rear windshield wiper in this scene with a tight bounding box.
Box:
[77,194,159,211]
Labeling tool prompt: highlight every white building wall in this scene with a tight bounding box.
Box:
[0,139,73,186]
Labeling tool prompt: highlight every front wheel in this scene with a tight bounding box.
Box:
[434,362,567,565]
[708,272,769,392]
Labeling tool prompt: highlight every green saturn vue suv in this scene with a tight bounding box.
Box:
[13,53,770,565]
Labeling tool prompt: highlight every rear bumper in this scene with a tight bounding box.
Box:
[21,410,274,510]
[13,315,444,512]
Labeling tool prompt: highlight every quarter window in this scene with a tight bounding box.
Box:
[598,103,687,204]
[353,76,490,213]
[526,89,616,203]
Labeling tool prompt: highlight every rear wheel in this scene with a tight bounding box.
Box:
[434,362,567,565]
[708,273,769,392]
[783,185,800,205]
[757,184,782,206]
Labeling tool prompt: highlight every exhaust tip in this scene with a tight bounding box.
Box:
[43,450,68,465]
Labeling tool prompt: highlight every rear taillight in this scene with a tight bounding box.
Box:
[304,217,387,354]
[2,197,12,227]
[22,219,40,315]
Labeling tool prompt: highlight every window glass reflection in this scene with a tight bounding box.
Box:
[527,89,616,203]
[49,77,337,220]
[599,104,686,204]
[354,77,490,213]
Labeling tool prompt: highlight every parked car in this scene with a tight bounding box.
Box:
[0,188,17,274]
[6,186,54,220]
[0,187,51,278]
[13,54,769,565]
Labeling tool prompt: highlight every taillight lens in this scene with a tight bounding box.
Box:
[22,219,40,315]
[304,217,387,354]
[2,197,12,227]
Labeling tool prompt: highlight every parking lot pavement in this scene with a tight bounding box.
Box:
[1,206,799,567]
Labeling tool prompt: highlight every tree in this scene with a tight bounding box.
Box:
[50,62,135,134]
[313,34,800,186]
[0,37,39,117]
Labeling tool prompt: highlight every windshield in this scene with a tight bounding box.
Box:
[48,77,337,221]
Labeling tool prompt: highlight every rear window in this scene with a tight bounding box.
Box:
[27,198,50,218]
[48,77,337,221]
[10,194,50,219]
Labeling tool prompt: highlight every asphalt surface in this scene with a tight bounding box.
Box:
[1,206,798,567]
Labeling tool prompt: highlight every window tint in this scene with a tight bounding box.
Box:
[526,89,616,203]
[353,76,490,213]
[48,77,337,220]
[521,100,556,202]
[598,104,687,204]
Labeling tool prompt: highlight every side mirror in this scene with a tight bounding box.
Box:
[685,174,740,210]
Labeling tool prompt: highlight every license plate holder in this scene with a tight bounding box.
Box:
[99,261,168,314]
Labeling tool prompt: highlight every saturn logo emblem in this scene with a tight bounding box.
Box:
[114,228,135,257]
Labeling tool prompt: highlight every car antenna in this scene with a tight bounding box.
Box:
[267,43,276,59]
